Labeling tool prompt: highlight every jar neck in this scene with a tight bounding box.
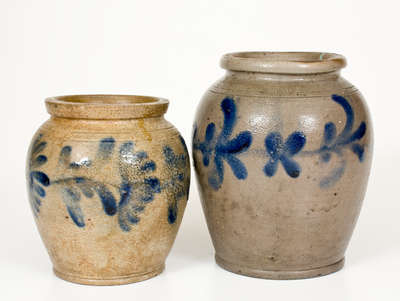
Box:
[225,70,341,82]
[45,95,169,120]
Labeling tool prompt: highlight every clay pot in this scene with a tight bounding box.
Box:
[192,52,373,279]
[26,95,190,285]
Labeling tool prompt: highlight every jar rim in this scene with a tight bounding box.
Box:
[45,94,169,120]
[220,52,346,74]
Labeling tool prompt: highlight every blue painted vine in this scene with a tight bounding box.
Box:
[27,136,189,231]
[302,94,367,188]
[193,94,367,190]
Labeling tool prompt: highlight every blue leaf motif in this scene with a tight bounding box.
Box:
[263,131,306,178]
[316,95,368,187]
[74,177,94,198]
[116,141,162,231]
[31,171,50,186]
[32,141,47,155]
[319,95,367,162]
[323,122,337,145]
[32,155,47,168]
[97,137,115,160]
[351,143,365,161]
[28,134,50,216]
[285,131,307,156]
[33,184,46,197]
[62,187,85,227]
[94,183,117,216]
[161,140,190,224]
[168,202,178,224]
[225,155,248,179]
[193,97,252,190]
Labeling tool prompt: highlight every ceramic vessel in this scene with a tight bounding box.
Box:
[192,52,373,279]
[26,95,190,285]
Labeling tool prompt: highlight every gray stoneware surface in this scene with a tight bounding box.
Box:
[192,52,373,279]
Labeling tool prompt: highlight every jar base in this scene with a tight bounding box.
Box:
[215,255,344,280]
[53,264,165,285]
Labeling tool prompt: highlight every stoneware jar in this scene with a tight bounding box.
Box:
[192,52,373,279]
[26,95,190,285]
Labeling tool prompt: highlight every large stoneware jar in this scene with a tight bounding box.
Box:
[192,52,372,279]
[26,95,190,285]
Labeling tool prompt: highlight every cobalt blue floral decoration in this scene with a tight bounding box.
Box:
[193,97,252,190]
[27,94,190,285]
[117,141,162,231]
[192,52,372,280]
[162,140,190,224]
[27,134,50,215]
[52,138,175,231]
[296,94,368,188]
[318,94,366,163]
[263,131,306,178]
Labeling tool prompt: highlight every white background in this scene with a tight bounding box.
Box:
[1,0,399,300]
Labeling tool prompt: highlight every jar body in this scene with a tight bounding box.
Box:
[27,114,190,285]
[193,70,372,279]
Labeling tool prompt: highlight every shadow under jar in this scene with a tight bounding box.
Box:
[192,52,373,279]
[26,95,190,285]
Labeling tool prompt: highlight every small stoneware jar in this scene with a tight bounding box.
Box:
[192,52,373,279]
[26,95,190,285]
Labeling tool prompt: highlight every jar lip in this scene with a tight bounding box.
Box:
[45,94,169,120]
[220,52,347,74]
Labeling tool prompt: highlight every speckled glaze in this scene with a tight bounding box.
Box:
[26,95,190,285]
[192,52,373,279]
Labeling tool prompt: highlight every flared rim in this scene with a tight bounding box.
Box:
[220,52,347,74]
[45,94,169,120]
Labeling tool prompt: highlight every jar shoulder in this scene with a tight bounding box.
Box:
[36,117,179,141]
[196,72,371,128]
[27,117,188,171]
[209,72,357,98]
